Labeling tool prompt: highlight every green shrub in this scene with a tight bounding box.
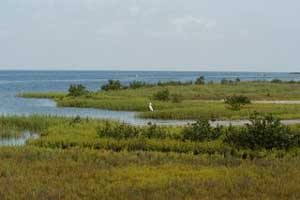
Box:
[101,80,122,91]
[171,94,183,103]
[181,120,222,142]
[271,79,283,83]
[153,89,170,101]
[221,79,235,85]
[140,123,169,139]
[224,113,297,150]
[97,121,140,139]
[195,76,205,85]
[157,81,193,86]
[225,95,251,110]
[129,81,147,89]
[68,84,89,97]
[97,121,171,140]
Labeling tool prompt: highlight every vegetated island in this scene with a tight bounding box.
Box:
[19,76,300,120]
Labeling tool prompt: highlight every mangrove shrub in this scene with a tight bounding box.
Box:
[101,80,122,91]
[225,114,297,150]
[181,120,222,142]
[225,95,251,110]
[68,84,89,97]
[153,89,170,101]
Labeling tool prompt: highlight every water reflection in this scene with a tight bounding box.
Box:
[0,132,39,146]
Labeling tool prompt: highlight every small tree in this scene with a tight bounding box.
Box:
[101,80,122,91]
[153,89,170,101]
[68,84,89,97]
[195,76,205,85]
[225,95,251,110]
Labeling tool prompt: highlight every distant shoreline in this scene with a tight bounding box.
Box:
[0,69,296,73]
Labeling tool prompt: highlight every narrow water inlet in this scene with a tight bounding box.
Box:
[0,131,39,146]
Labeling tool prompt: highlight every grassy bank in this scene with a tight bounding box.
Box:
[1,147,300,199]
[19,82,300,120]
[1,115,300,199]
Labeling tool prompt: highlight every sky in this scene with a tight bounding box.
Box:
[0,0,299,72]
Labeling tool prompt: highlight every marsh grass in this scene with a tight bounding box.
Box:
[19,82,300,120]
[1,115,300,199]
[0,126,22,139]
[1,147,300,199]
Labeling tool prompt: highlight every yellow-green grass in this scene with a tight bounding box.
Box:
[1,115,300,199]
[19,82,300,120]
[140,103,300,120]
[1,147,300,199]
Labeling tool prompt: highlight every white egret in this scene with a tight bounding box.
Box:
[149,102,154,112]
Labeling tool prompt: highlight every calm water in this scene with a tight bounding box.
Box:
[0,132,39,146]
[0,70,299,125]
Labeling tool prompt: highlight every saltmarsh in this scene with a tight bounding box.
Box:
[20,82,300,120]
[1,115,300,199]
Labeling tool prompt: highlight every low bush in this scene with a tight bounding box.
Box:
[195,76,205,85]
[225,95,251,110]
[68,84,89,97]
[225,113,298,150]
[271,79,283,84]
[157,81,193,86]
[153,89,170,101]
[97,121,174,140]
[97,121,139,139]
[129,81,148,89]
[101,80,122,91]
[181,120,222,142]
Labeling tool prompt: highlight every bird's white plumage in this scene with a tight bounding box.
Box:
[149,102,154,112]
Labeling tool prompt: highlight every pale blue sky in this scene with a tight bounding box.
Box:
[0,0,299,71]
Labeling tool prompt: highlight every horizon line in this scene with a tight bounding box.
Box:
[0,68,298,73]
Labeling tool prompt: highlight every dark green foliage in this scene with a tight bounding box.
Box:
[220,79,237,85]
[141,123,168,139]
[182,120,222,142]
[171,94,183,103]
[157,81,193,86]
[288,80,297,84]
[97,121,140,139]
[221,79,230,84]
[225,114,297,150]
[195,76,205,85]
[70,115,82,125]
[153,89,170,101]
[129,81,148,89]
[101,80,122,91]
[97,121,171,140]
[225,95,251,110]
[271,79,283,83]
[68,84,89,97]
